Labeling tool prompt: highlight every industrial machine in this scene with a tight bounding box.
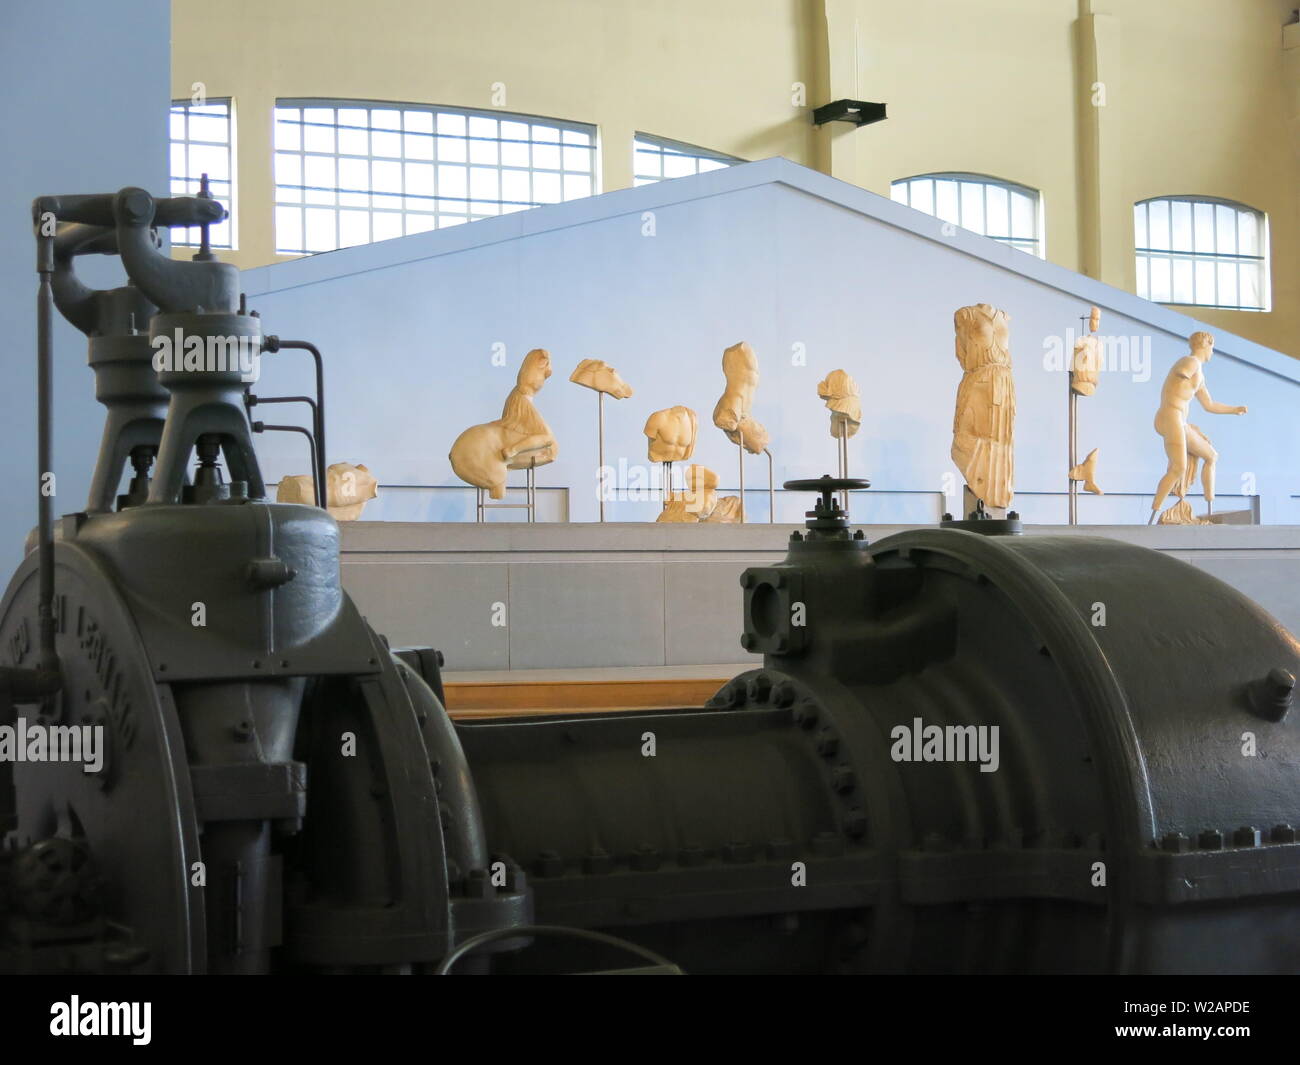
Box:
[1,187,1297,974]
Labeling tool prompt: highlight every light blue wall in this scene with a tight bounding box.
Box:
[0,0,171,572]
[243,158,1300,527]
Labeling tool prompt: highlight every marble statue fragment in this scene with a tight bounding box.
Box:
[644,406,698,463]
[712,341,769,455]
[277,462,379,521]
[951,303,1016,510]
[1156,499,1207,526]
[818,369,862,439]
[656,464,719,523]
[449,348,558,499]
[569,358,633,399]
[1067,306,1104,501]
[703,496,743,523]
[1071,306,1102,397]
[682,464,719,516]
[1069,449,1102,495]
[657,498,695,522]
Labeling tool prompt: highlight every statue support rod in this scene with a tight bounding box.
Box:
[1068,369,1078,525]
[765,447,775,523]
[737,428,745,524]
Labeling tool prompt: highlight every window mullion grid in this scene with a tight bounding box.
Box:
[435,121,445,219]
[527,127,536,210]
[293,114,303,254]
[1144,204,1152,301]
[366,108,376,246]
[332,110,341,253]
[1234,206,1242,310]
[399,108,409,235]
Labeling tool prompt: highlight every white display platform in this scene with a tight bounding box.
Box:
[340,521,1300,672]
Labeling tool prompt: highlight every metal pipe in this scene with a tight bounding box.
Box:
[268,340,327,499]
[247,395,322,505]
[248,393,318,421]
[252,422,321,507]
[34,230,60,680]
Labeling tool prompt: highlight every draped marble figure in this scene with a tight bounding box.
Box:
[817,369,862,439]
[951,303,1016,510]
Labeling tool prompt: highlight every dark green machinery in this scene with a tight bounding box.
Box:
[1,188,1297,974]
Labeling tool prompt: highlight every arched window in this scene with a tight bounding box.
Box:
[272,100,598,255]
[1134,197,1269,311]
[633,134,741,185]
[891,173,1043,257]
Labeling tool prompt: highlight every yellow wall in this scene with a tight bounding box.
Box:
[171,0,817,268]
[173,0,1300,357]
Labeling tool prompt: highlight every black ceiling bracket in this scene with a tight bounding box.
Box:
[812,99,887,128]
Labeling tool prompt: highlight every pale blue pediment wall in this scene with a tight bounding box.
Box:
[242,157,1300,525]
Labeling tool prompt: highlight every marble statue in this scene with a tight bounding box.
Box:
[569,358,633,399]
[703,496,743,523]
[952,303,1016,510]
[656,464,719,523]
[657,497,696,522]
[1071,306,1102,396]
[818,369,862,439]
[712,341,769,455]
[644,406,698,463]
[277,461,379,521]
[682,463,718,517]
[1069,449,1102,495]
[1149,332,1247,524]
[450,348,558,499]
[1068,306,1103,499]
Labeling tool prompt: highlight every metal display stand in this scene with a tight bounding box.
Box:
[835,422,851,517]
[476,457,537,523]
[596,391,606,522]
[731,430,775,523]
[764,448,774,523]
[736,429,745,523]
